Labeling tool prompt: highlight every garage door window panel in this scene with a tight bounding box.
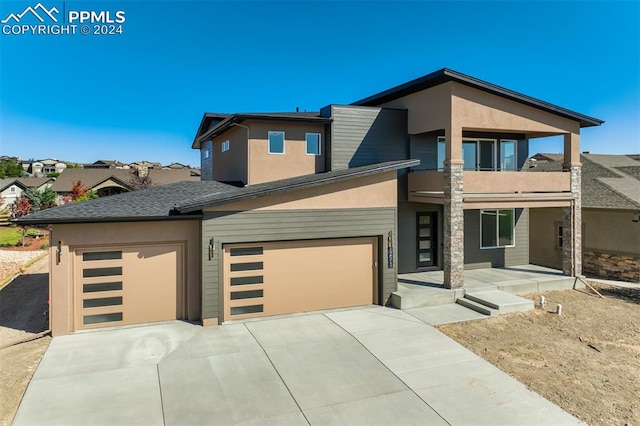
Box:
[230,305,264,315]
[83,312,123,325]
[230,247,263,256]
[230,262,263,272]
[83,267,122,278]
[82,251,122,261]
[83,281,122,293]
[230,275,263,286]
[83,296,123,309]
[230,289,264,300]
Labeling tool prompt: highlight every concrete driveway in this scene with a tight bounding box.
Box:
[14,306,581,425]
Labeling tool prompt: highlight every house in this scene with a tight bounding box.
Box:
[0,177,53,210]
[83,160,130,169]
[51,168,200,198]
[529,153,639,282]
[16,68,603,336]
[21,159,67,176]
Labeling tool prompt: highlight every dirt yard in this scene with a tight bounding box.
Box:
[0,255,51,426]
[438,284,640,426]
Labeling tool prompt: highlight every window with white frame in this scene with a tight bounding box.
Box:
[204,149,210,159]
[10,186,16,193]
[306,133,321,155]
[481,209,515,248]
[268,131,285,154]
[221,140,230,152]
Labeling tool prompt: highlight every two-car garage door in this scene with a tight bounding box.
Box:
[223,237,378,321]
[74,244,182,331]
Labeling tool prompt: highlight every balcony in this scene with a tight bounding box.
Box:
[408,171,573,208]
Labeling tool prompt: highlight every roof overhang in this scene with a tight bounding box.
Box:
[352,68,604,128]
[175,159,419,213]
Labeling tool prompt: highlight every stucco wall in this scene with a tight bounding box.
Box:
[49,220,201,336]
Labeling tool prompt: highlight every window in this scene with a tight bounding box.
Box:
[10,186,15,193]
[306,133,321,155]
[500,140,517,171]
[204,149,210,159]
[221,140,230,152]
[556,224,563,249]
[268,131,285,154]
[436,139,498,171]
[481,209,515,248]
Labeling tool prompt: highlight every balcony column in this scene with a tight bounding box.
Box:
[443,123,464,289]
[562,132,582,276]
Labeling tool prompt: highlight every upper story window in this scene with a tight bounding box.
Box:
[437,137,518,171]
[306,133,321,156]
[500,140,517,171]
[268,131,285,154]
[481,209,515,249]
[10,186,16,193]
[222,140,230,152]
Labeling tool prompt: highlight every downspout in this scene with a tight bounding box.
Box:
[231,123,250,185]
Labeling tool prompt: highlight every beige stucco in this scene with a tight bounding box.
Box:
[223,238,376,321]
[212,125,249,184]
[380,81,581,164]
[530,208,640,271]
[247,121,326,185]
[49,220,200,336]
[206,171,397,211]
[92,178,128,192]
[408,171,573,208]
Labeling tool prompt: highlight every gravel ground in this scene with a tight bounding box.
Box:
[0,250,47,283]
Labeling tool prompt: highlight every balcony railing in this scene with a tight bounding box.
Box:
[408,171,573,207]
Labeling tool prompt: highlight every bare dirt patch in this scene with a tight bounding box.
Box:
[437,284,640,426]
[0,255,50,426]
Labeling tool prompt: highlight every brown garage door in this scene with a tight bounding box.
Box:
[223,237,377,321]
[74,244,183,331]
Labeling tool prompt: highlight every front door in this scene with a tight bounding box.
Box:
[416,212,437,269]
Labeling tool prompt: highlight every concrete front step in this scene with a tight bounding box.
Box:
[455,297,499,316]
[464,290,534,314]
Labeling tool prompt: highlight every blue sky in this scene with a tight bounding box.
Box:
[1,1,638,167]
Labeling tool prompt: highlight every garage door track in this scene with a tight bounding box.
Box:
[14,306,582,425]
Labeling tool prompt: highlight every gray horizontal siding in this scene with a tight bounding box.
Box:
[200,141,213,181]
[464,208,529,269]
[330,106,409,171]
[202,208,397,321]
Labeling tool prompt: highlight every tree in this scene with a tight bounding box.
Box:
[11,197,32,219]
[129,168,154,190]
[22,188,42,212]
[39,187,58,209]
[66,180,98,203]
[0,158,23,179]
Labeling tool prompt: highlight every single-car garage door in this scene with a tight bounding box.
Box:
[223,237,377,321]
[74,244,183,331]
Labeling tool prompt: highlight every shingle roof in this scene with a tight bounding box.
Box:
[352,68,603,128]
[175,160,419,213]
[0,178,26,192]
[16,177,53,188]
[527,153,640,210]
[16,160,419,224]
[15,181,236,224]
[51,169,200,192]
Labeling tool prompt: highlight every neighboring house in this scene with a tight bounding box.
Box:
[83,160,130,169]
[0,177,53,209]
[17,68,603,336]
[130,160,162,170]
[529,153,640,282]
[51,168,200,198]
[21,159,67,176]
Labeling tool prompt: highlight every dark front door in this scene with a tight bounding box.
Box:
[416,212,437,269]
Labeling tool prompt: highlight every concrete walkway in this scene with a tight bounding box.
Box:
[14,307,582,425]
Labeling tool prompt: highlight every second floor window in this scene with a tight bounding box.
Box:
[306,133,321,156]
[222,140,230,152]
[268,131,285,154]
